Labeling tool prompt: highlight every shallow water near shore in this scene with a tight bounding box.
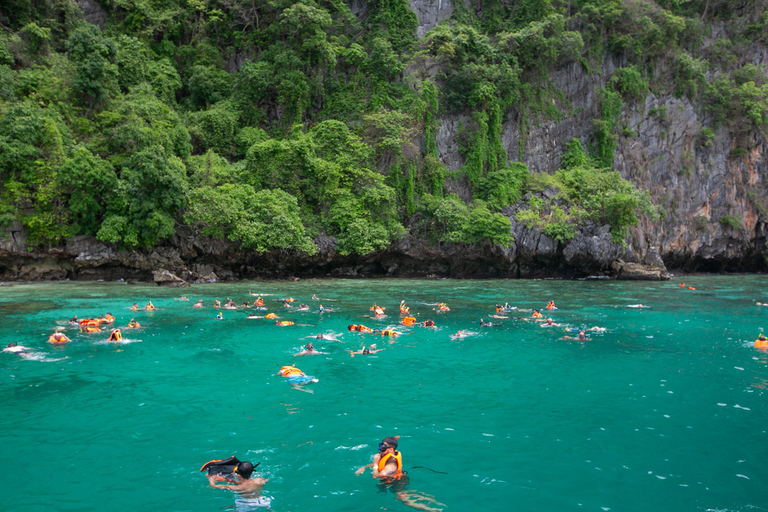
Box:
[1,276,767,512]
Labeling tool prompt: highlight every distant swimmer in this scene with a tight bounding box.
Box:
[402,315,417,326]
[215,312,223,320]
[4,342,32,356]
[348,324,375,333]
[355,436,444,512]
[400,300,410,314]
[145,301,156,311]
[421,319,435,327]
[757,302,768,307]
[48,331,71,344]
[303,333,341,341]
[479,318,497,327]
[348,344,385,357]
[756,333,768,349]
[193,300,204,308]
[545,301,557,310]
[277,364,318,393]
[531,309,543,319]
[254,297,264,306]
[587,326,606,332]
[203,458,271,510]
[297,304,310,311]
[295,342,323,356]
[107,328,122,342]
[177,296,189,301]
[265,313,278,319]
[451,330,473,340]
[312,294,319,300]
[127,318,141,328]
[540,318,560,327]
[560,330,588,341]
[434,303,450,312]
[130,303,139,311]
[214,299,221,309]
[378,329,401,337]
[276,320,295,326]
[371,304,386,317]
[626,304,648,308]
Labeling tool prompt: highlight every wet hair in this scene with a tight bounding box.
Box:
[381,436,398,449]
[236,462,254,478]
[306,342,315,350]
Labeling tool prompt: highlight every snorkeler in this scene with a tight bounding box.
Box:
[355,436,444,512]
[421,319,436,327]
[348,344,385,357]
[277,364,318,393]
[206,461,271,509]
[48,331,71,344]
[127,318,141,328]
[193,300,203,308]
[479,318,497,327]
[4,342,32,356]
[215,312,223,320]
[540,318,560,327]
[295,342,323,356]
[145,301,156,311]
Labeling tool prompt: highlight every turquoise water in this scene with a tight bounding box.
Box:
[1,277,767,512]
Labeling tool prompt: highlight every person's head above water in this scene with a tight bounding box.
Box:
[379,436,398,452]
[759,333,767,340]
[306,342,315,350]
[235,461,254,479]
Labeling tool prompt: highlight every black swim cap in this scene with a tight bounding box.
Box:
[236,462,254,478]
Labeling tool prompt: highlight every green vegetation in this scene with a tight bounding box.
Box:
[0,0,763,254]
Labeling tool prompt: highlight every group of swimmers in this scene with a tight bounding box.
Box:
[204,436,443,512]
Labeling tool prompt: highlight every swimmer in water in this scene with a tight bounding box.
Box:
[277,364,318,393]
[48,331,72,344]
[451,330,472,340]
[215,312,223,320]
[193,300,203,308]
[312,294,319,300]
[295,342,322,356]
[302,333,340,341]
[130,303,139,311]
[560,330,588,341]
[206,461,271,510]
[355,436,444,512]
[479,318,497,327]
[540,318,560,327]
[348,344,385,357]
[421,319,436,327]
[587,326,606,332]
[177,296,189,301]
[107,328,122,341]
[626,304,648,308]
[4,342,32,356]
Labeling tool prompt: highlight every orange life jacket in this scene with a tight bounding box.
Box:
[279,365,302,377]
[265,313,278,319]
[378,451,403,478]
[402,316,416,326]
[756,339,768,349]
[278,321,294,326]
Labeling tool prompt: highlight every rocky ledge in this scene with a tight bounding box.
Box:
[0,220,675,283]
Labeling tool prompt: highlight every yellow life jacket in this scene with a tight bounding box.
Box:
[279,365,302,377]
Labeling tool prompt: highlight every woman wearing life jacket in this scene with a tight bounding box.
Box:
[400,300,409,314]
[127,318,141,328]
[108,328,122,342]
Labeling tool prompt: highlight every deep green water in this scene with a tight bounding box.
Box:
[1,277,767,512]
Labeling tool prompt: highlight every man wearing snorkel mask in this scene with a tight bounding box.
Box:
[355,437,444,511]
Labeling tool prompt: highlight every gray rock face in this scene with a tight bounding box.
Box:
[77,0,108,28]
[408,0,454,38]
[153,269,189,287]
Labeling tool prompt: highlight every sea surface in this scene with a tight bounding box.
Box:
[1,277,767,512]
